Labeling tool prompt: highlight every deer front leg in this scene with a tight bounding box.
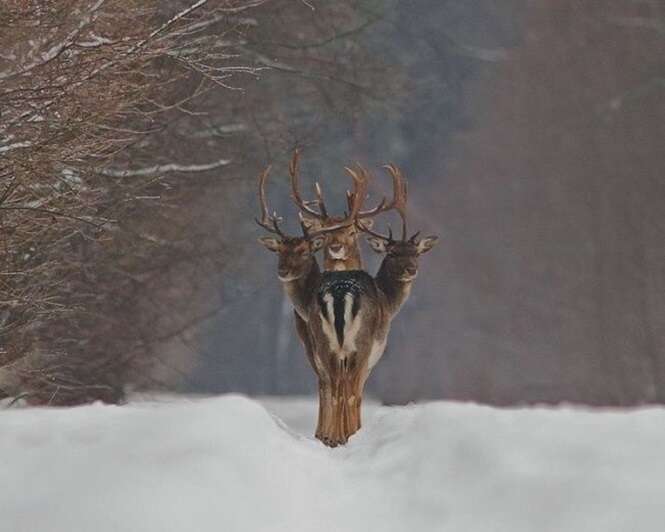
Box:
[351,364,371,434]
[346,371,361,436]
[315,357,347,447]
[316,379,334,443]
[344,358,368,437]
[316,355,362,447]
[327,356,365,446]
[332,358,349,444]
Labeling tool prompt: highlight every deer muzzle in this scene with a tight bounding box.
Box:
[400,266,418,281]
[327,244,347,260]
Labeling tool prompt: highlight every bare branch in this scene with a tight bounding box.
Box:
[97,158,232,177]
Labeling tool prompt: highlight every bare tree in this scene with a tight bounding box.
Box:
[1,0,393,404]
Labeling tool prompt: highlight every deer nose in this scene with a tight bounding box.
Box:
[405,266,417,277]
[329,244,343,253]
[278,266,289,278]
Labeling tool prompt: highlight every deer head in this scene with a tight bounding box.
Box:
[357,164,438,283]
[364,231,438,281]
[255,166,327,282]
[289,151,404,271]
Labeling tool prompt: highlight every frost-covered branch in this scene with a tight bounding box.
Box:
[98,158,231,177]
[0,142,32,154]
[0,0,107,81]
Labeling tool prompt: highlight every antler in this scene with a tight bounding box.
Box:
[357,220,396,243]
[306,165,369,236]
[255,165,286,237]
[341,164,370,219]
[289,150,328,220]
[356,163,409,240]
[355,163,408,231]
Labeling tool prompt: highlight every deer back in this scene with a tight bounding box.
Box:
[305,271,385,369]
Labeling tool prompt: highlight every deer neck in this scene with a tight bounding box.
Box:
[282,257,320,319]
[375,258,413,315]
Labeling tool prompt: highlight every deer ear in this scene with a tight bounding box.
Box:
[416,235,438,255]
[258,236,281,252]
[366,236,388,254]
[310,236,325,252]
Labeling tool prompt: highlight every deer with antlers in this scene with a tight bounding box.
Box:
[305,163,437,445]
[287,152,405,441]
[256,159,367,442]
[257,154,437,446]
[289,149,401,272]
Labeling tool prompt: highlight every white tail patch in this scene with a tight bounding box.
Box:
[319,291,363,360]
[342,293,362,354]
[319,293,339,352]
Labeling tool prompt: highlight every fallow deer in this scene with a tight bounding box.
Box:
[360,165,439,319]
[257,157,437,447]
[255,162,368,443]
[256,166,324,320]
[288,154,411,444]
[307,165,438,446]
[289,150,401,272]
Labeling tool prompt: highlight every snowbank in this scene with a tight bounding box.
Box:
[2,395,664,532]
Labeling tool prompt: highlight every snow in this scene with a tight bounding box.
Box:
[2,394,665,532]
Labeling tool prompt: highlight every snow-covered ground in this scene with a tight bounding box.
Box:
[2,395,664,532]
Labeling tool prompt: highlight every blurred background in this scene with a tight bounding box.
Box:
[2,0,664,406]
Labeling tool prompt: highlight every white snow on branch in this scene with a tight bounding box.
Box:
[77,34,119,48]
[0,142,32,154]
[0,0,106,80]
[98,158,231,177]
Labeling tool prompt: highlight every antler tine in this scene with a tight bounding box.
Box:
[384,163,408,240]
[298,211,313,238]
[344,164,370,219]
[356,218,394,242]
[289,149,326,220]
[346,166,363,207]
[306,165,369,237]
[255,165,285,237]
[356,163,411,241]
[355,162,407,225]
[314,182,329,217]
[409,230,421,243]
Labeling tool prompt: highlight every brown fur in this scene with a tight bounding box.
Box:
[258,234,333,441]
[299,215,367,444]
[309,234,439,446]
[300,215,373,272]
[260,156,436,447]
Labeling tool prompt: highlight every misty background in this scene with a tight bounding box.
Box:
[2,0,663,407]
[186,0,665,406]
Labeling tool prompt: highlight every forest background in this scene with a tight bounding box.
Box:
[1,0,664,407]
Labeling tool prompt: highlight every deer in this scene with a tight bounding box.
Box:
[358,165,439,318]
[257,156,437,447]
[255,160,368,443]
[289,149,401,272]
[303,164,438,446]
[288,153,412,443]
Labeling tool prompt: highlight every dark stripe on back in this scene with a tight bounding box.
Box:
[317,270,375,347]
[351,294,360,319]
[333,295,346,347]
